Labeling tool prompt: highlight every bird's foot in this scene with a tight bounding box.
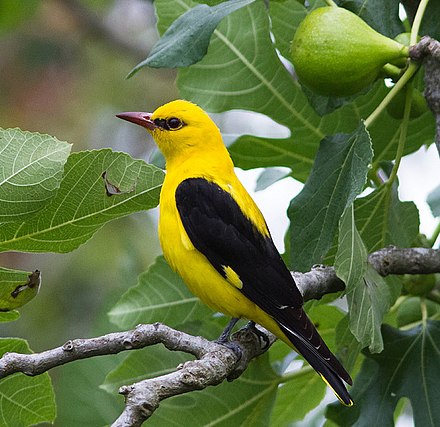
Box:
[215,317,242,360]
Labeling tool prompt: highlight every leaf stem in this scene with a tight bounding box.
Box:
[386,84,413,186]
[410,0,430,46]
[324,0,338,6]
[428,221,440,247]
[278,365,313,384]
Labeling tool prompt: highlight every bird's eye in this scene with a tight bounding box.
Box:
[167,117,183,130]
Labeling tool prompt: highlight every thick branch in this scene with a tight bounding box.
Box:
[368,246,440,276]
[0,323,210,379]
[0,247,439,426]
[410,36,440,156]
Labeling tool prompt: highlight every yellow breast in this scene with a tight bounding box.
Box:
[157,161,267,319]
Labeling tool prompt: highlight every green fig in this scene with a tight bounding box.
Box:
[290,6,409,97]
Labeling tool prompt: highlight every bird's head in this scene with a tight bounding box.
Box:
[117,100,224,163]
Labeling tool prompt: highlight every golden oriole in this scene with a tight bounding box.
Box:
[117,100,353,405]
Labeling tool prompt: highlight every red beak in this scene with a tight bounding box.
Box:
[116,112,157,130]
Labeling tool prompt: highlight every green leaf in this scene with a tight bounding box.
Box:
[255,168,290,192]
[336,0,404,37]
[271,370,326,426]
[108,256,212,329]
[0,149,164,253]
[287,123,372,271]
[335,205,390,352]
[153,0,432,179]
[269,0,307,60]
[0,267,40,311]
[101,345,191,394]
[326,321,440,427]
[396,297,440,328]
[350,265,391,353]
[427,184,440,217]
[54,353,124,426]
[0,338,56,426]
[0,310,20,322]
[335,315,362,373]
[335,205,368,296]
[131,0,255,73]
[0,128,71,222]
[229,135,316,183]
[355,184,420,253]
[153,354,279,427]
[420,1,440,40]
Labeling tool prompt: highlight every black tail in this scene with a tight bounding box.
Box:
[277,308,353,406]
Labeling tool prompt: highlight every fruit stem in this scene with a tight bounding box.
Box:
[324,0,338,6]
[364,62,419,129]
[386,83,413,186]
[410,0,430,46]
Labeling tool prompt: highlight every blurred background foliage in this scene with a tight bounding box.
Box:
[0,1,174,424]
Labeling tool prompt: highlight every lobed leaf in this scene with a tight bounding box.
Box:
[0,149,164,253]
[0,128,71,223]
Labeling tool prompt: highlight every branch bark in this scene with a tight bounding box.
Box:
[0,247,439,426]
[410,36,440,156]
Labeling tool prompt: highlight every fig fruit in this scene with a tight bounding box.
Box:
[290,6,409,97]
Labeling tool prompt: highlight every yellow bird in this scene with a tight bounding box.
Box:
[117,100,353,405]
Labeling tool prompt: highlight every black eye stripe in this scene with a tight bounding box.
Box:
[154,118,168,129]
[153,117,184,131]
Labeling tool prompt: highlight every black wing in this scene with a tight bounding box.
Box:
[175,178,352,402]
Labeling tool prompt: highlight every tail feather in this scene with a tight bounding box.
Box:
[277,309,353,406]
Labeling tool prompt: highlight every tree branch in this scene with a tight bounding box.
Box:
[0,247,439,426]
[410,36,440,156]
[368,246,440,276]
